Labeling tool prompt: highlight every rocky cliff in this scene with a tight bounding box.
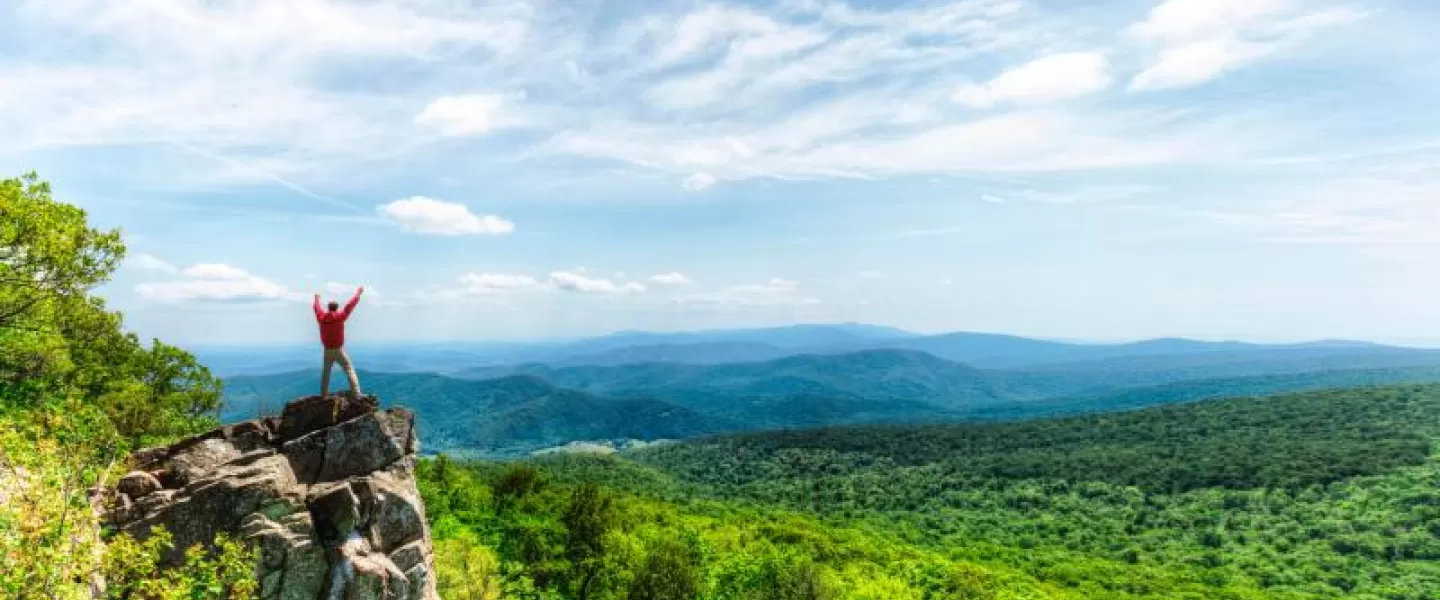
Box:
[98,394,440,600]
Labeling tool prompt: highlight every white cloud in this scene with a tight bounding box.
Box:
[459,273,541,295]
[952,52,1111,108]
[414,94,512,137]
[136,263,289,303]
[650,272,695,285]
[377,196,514,236]
[129,253,176,273]
[1130,38,1268,91]
[650,5,794,68]
[1128,0,1364,91]
[682,172,718,192]
[549,270,645,294]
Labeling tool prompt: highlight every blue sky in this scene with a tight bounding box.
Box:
[4,0,1440,346]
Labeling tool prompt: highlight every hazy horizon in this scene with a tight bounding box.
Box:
[5,0,1440,346]
[178,322,1440,352]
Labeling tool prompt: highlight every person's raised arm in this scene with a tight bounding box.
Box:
[313,293,322,319]
[342,285,364,318]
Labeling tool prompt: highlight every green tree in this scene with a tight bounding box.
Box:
[0,173,123,331]
[435,535,503,600]
[1,172,233,597]
[564,484,616,600]
[495,465,546,514]
[0,172,221,443]
[628,537,701,600]
[101,340,223,443]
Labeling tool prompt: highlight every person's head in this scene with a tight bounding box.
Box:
[327,301,340,313]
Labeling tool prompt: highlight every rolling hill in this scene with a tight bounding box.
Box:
[225,348,1440,455]
[453,349,1053,408]
[196,324,1440,378]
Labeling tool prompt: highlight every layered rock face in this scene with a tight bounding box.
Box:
[100,394,440,600]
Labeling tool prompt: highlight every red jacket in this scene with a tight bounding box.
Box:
[315,291,361,349]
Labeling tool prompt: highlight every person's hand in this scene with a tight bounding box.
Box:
[358,285,366,295]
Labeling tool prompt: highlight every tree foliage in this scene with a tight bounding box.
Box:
[420,384,1440,600]
[627,537,701,600]
[0,173,240,597]
[0,172,222,443]
[1,402,255,600]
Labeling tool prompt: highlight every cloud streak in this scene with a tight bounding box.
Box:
[2,0,1377,197]
[1128,0,1365,91]
[953,52,1112,107]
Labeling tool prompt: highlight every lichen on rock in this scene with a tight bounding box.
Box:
[100,394,440,600]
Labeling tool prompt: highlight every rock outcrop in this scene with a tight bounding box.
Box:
[98,394,440,600]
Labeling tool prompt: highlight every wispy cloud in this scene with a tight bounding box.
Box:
[3,0,1377,198]
[1128,0,1366,91]
[650,273,695,286]
[1,0,531,189]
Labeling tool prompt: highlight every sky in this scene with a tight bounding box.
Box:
[3,0,1440,346]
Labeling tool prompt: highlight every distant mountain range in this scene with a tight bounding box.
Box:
[195,323,1434,376]
[222,329,1440,456]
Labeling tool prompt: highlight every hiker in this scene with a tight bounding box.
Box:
[314,285,364,397]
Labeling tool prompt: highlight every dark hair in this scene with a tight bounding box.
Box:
[327,301,340,312]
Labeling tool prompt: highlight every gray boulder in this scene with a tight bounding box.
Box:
[101,394,440,600]
[116,471,162,499]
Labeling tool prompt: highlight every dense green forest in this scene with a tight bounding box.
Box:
[0,173,255,598]
[421,384,1440,600]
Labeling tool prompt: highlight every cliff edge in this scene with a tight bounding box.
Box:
[98,394,440,600]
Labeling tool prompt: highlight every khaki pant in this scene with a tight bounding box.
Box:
[321,347,361,397]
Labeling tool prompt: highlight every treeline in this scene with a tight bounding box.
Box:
[419,456,1118,600]
[0,173,251,599]
[419,446,1440,600]
[636,385,1440,493]
[598,385,1440,599]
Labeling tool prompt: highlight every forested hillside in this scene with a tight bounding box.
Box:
[422,384,1440,600]
[226,355,1440,455]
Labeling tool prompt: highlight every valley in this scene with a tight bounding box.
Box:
[222,326,1440,456]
